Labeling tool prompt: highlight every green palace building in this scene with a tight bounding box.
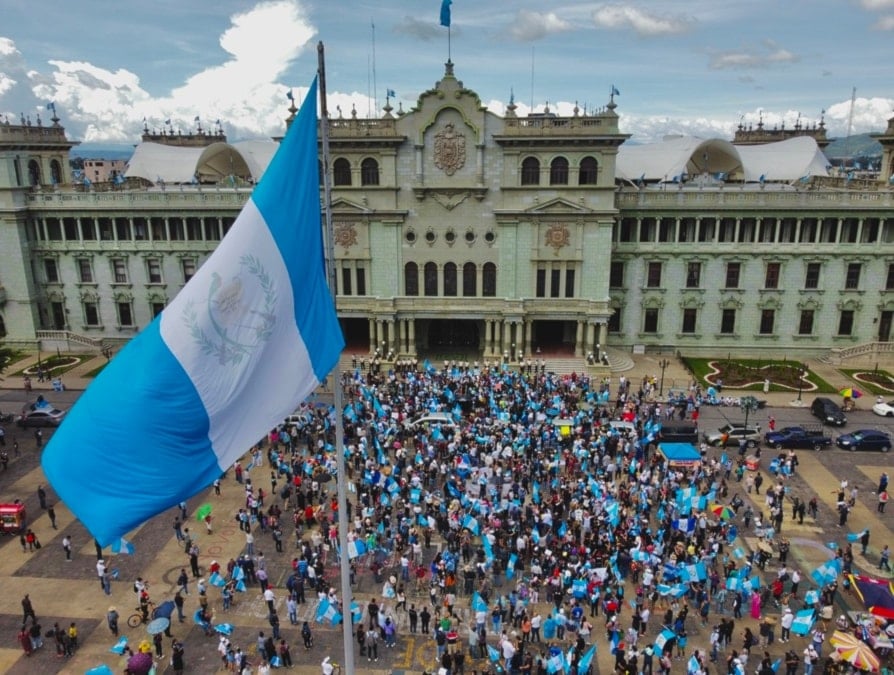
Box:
[2,62,894,367]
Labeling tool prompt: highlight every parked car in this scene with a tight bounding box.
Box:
[658,422,700,444]
[765,426,832,450]
[16,407,66,428]
[403,412,457,434]
[872,399,894,417]
[809,397,847,426]
[703,423,762,448]
[836,429,892,452]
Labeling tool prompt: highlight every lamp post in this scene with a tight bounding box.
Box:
[658,358,670,397]
[101,346,113,362]
[740,395,759,431]
[796,366,807,403]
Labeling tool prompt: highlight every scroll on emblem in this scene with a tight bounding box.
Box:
[434,122,466,176]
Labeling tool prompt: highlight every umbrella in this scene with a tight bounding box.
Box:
[126,651,154,675]
[146,617,169,635]
[196,503,213,522]
[710,504,735,521]
[840,387,864,399]
[836,641,881,672]
[830,630,861,649]
[869,605,894,620]
[153,601,175,620]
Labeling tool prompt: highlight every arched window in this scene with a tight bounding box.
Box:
[521,157,540,186]
[50,160,63,186]
[404,262,419,296]
[483,263,497,297]
[443,262,457,297]
[579,156,598,185]
[424,262,438,296]
[28,160,41,186]
[550,157,569,185]
[360,158,380,186]
[333,158,351,186]
[462,262,477,296]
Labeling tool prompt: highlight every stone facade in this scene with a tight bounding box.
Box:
[1,64,893,358]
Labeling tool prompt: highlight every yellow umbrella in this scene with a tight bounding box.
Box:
[836,642,880,672]
[830,630,861,649]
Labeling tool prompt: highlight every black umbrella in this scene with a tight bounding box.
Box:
[153,600,175,619]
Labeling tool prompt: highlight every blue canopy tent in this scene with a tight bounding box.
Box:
[657,443,702,468]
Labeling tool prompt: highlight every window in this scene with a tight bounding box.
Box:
[549,157,569,185]
[84,302,100,326]
[764,262,780,289]
[685,262,701,288]
[360,158,379,186]
[147,259,162,284]
[204,219,221,241]
[182,260,196,283]
[482,263,497,297]
[77,259,93,283]
[838,310,854,336]
[535,269,546,298]
[404,262,419,296]
[462,263,476,297]
[341,267,352,295]
[186,218,202,241]
[798,309,814,335]
[609,262,624,288]
[725,263,740,289]
[579,157,598,185]
[356,268,366,296]
[443,262,457,297]
[99,218,114,241]
[169,219,184,240]
[151,302,165,318]
[682,308,697,334]
[424,262,438,296]
[112,259,128,283]
[608,307,622,332]
[720,308,736,334]
[117,302,133,327]
[115,218,131,240]
[550,269,561,298]
[887,264,894,290]
[805,262,821,289]
[521,157,540,186]
[333,158,352,186]
[565,269,575,298]
[643,308,659,333]
[646,262,662,288]
[845,263,861,289]
[759,309,775,335]
[44,259,59,283]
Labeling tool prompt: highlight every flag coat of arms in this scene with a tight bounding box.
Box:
[42,80,344,546]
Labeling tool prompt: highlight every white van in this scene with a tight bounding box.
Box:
[404,412,457,433]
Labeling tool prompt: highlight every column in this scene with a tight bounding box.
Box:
[575,320,584,357]
[368,318,376,352]
[408,319,416,355]
[673,218,680,243]
[387,319,395,355]
[376,320,385,355]
[485,320,493,356]
[586,323,596,354]
[599,322,608,349]
[524,319,533,355]
[794,218,802,243]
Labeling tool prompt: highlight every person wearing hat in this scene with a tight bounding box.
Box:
[780,607,794,642]
[106,607,119,636]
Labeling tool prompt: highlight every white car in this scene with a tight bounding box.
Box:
[872,399,894,417]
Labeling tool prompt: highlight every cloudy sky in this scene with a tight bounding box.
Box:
[1,0,892,148]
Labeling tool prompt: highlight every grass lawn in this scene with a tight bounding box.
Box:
[11,353,93,377]
[682,356,838,393]
[83,362,108,378]
[840,368,894,395]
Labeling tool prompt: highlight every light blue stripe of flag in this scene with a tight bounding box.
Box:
[506,553,518,580]
[472,592,488,612]
[462,514,479,535]
[439,0,451,26]
[41,80,343,546]
[578,644,596,671]
[482,533,494,561]
[487,644,501,662]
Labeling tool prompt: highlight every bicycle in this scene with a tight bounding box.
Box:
[126,601,155,628]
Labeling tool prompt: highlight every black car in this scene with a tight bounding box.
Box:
[810,397,847,426]
[765,426,832,450]
[836,429,892,453]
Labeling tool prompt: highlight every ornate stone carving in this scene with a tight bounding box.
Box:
[431,190,470,211]
[433,122,466,176]
[334,222,357,249]
[545,223,570,254]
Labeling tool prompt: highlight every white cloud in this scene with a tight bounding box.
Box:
[873,14,894,28]
[859,0,894,9]
[592,5,694,36]
[708,40,799,70]
[393,16,442,41]
[508,10,573,41]
[826,95,894,134]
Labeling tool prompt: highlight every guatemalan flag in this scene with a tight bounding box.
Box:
[42,80,344,546]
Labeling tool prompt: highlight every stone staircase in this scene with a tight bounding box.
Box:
[603,346,635,372]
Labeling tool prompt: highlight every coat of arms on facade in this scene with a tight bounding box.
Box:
[334,222,357,249]
[434,122,466,176]
[545,223,570,253]
[182,254,276,365]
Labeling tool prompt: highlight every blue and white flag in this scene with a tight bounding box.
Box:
[790,609,815,636]
[653,628,676,656]
[472,592,488,612]
[440,0,452,27]
[578,644,596,671]
[42,80,344,546]
[546,651,566,674]
[506,553,518,580]
[315,598,343,626]
[462,514,480,535]
[487,644,501,663]
[347,539,367,559]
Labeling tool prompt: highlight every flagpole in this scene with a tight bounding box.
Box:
[317,41,356,675]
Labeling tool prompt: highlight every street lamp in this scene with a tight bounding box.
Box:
[658,358,670,397]
[797,366,807,403]
[740,395,759,431]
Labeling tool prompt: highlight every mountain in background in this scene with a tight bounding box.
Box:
[71,144,135,161]
[824,133,881,159]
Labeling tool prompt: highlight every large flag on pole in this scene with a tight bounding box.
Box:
[42,80,344,546]
[440,0,452,27]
